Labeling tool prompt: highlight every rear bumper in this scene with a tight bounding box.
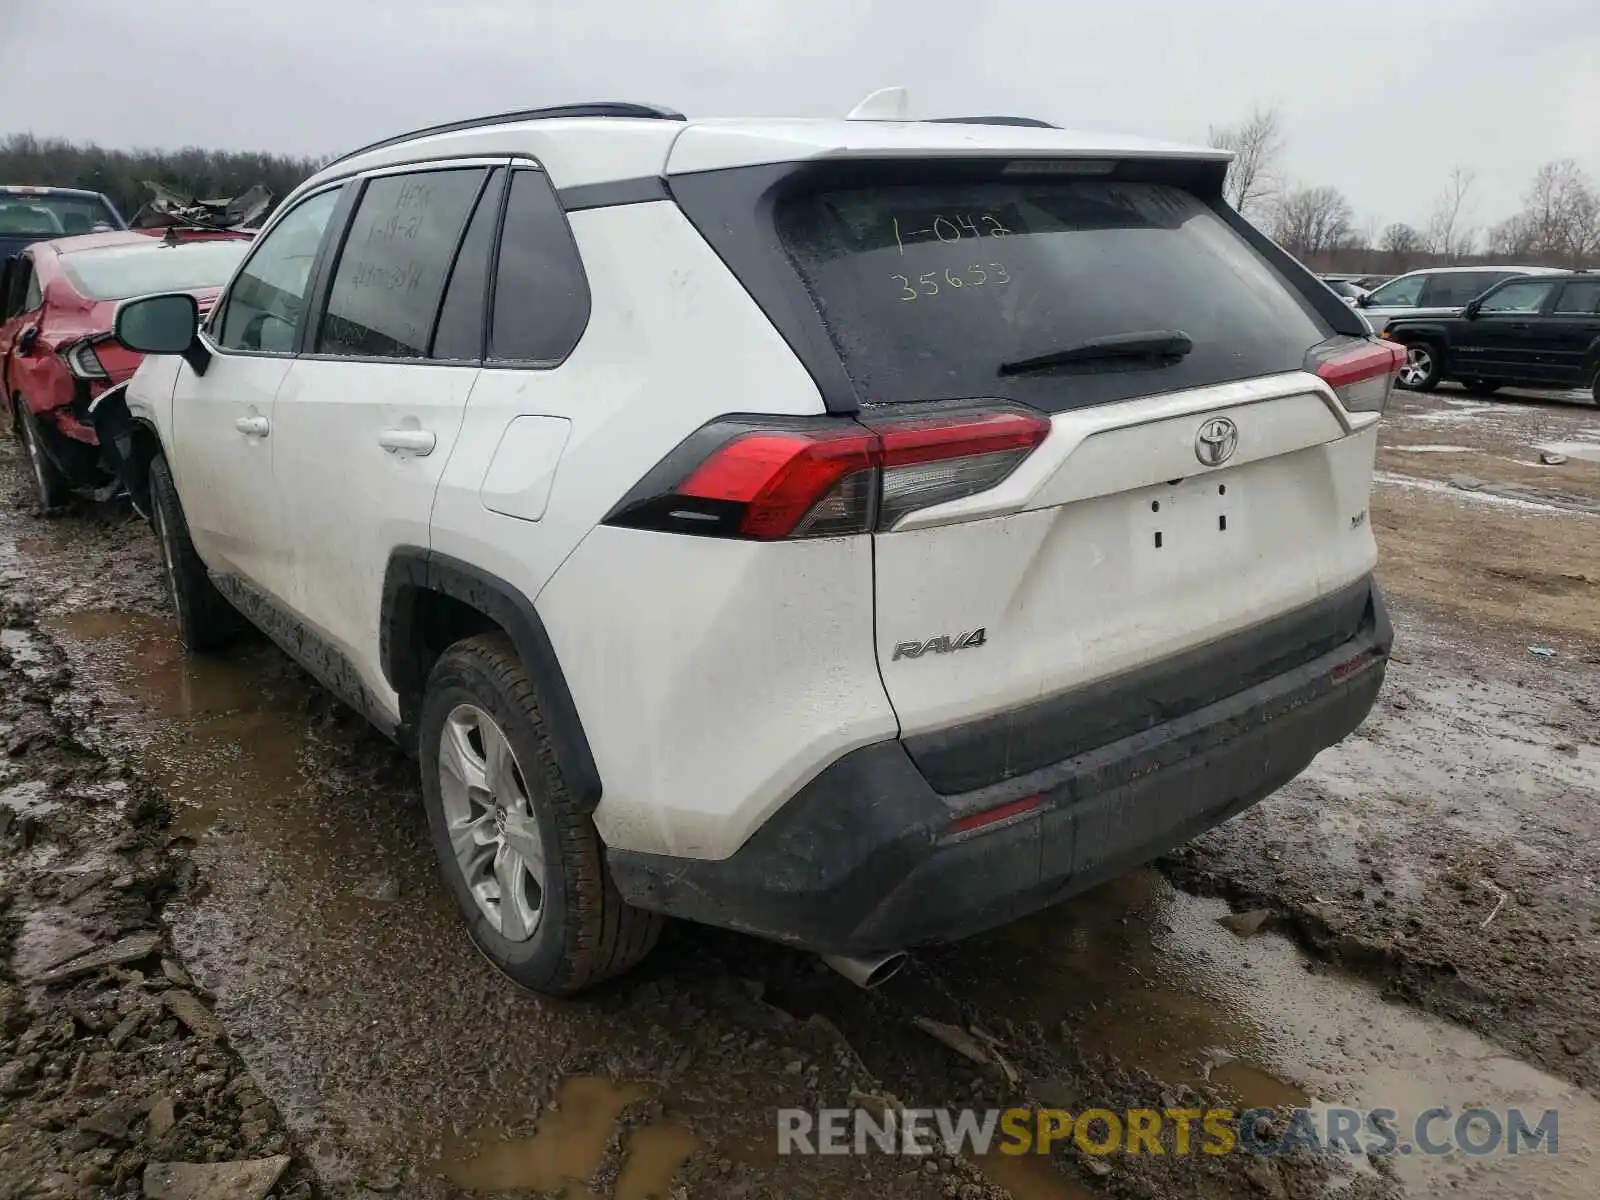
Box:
[610,577,1391,954]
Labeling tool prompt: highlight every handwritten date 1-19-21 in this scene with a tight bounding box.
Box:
[892,263,1012,300]
[892,213,1012,253]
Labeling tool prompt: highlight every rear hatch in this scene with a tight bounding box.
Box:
[670,148,1390,789]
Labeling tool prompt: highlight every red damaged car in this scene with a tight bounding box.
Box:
[1,229,251,508]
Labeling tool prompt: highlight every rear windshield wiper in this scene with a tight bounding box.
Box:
[997,330,1194,377]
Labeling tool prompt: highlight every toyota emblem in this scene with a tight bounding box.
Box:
[1195,417,1238,467]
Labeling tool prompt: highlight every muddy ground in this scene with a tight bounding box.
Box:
[1,384,1597,1200]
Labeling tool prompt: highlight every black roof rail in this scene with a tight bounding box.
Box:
[927,115,1059,129]
[329,102,686,166]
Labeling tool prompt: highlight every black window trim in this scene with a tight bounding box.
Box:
[480,164,594,371]
[200,180,354,362]
[427,166,508,363]
[296,156,511,368]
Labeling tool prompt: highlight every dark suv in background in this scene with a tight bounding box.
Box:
[1384,272,1600,399]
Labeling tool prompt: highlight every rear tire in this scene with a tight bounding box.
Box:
[1461,378,1502,396]
[418,633,661,995]
[1397,342,1443,392]
[148,453,246,652]
[15,399,72,511]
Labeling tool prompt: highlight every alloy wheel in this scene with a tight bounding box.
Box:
[437,703,545,942]
[1399,346,1433,388]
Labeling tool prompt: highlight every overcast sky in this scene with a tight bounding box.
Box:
[3,0,1597,235]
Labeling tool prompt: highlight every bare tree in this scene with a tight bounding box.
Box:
[1272,185,1355,259]
[1422,166,1478,258]
[1208,106,1284,219]
[1379,223,1421,254]
[1520,160,1600,265]
[1378,222,1423,272]
[1486,213,1538,258]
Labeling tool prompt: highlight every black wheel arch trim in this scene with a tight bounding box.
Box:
[381,548,602,811]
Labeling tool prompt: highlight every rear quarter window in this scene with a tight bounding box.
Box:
[775,179,1329,411]
[487,169,590,364]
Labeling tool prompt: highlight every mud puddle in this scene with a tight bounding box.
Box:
[939,870,1598,1197]
[438,1076,700,1198]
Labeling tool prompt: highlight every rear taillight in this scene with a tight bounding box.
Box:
[62,337,110,381]
[1308,338,1405,414]
[606,405,1051,541]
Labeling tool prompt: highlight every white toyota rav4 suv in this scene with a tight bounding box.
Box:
[107,100,1398,994]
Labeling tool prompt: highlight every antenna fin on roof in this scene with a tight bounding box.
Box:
[846,87,911,122]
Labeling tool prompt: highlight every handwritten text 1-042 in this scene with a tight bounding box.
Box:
[892,212,1013,254]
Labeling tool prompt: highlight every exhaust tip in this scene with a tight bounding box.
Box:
[820,951,909,990]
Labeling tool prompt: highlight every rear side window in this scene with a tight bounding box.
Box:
[775,180,1328,410]
[23,262,41,311]
[317,167,486,359]
[488,169,589,363]
[1417,272,1509,309]
[1555,280,1600,315]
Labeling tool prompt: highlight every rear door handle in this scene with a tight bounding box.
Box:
[235,415,270,438]
[378,428,436,456]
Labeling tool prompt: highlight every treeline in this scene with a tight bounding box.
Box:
[0,133,323,222]
[1209,107,1600,275]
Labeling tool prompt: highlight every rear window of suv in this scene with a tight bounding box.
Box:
[775,179,1328,410]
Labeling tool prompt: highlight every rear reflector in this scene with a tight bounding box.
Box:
[1331,647,1383,683]
[1308,339,1405,414]
[948,793,1043,835]
[607,405,1051,540]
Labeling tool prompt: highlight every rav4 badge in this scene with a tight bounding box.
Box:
[892,629,988,661]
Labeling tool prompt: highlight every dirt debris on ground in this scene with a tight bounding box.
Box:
[0,554,319,1195]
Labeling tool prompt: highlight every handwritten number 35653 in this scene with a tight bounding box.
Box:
[893,264,1011,301]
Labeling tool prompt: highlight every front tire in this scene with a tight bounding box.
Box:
[418,634,661,995]
[148,453,246,652]
[15,399,71,511]
[1397,343,1443,392]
